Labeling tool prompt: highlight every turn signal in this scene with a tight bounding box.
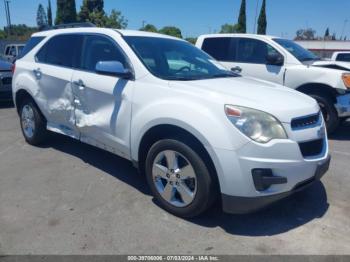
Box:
[342,73,350,89]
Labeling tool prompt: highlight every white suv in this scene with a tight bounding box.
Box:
[197,34,350,133]
[12,26,330,217]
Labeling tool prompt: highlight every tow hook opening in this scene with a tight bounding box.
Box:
[252,169,288,191]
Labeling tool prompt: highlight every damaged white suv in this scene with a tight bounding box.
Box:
[13,25,330,217]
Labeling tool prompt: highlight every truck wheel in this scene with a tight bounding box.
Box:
[19,98,48,145]
[310,94,339,134]
[145,139,216,218]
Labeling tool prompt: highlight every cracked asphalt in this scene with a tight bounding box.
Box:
[0,102,349,255]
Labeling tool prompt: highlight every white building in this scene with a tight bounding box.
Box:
[295,40,350,59]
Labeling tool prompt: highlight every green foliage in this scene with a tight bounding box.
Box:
[2,25,38,41]
[220,23,239,33]
[55,0,77,25]
[47,0,53,26]
[325,28,330,37]
[185,37,197,45]
[78,0,127,28]
[0,29,6,40]
[140,24,158,33]
[257,0,267,34]
[237,0,246,33]
[105,9,128,29]
[159,26,182,38]
[37,4,48,30]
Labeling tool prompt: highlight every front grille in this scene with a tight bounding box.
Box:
[299,139,324,157]
[1,77,12,85]
[291,113,320,130]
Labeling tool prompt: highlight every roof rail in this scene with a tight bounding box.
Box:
[42,22,96,31]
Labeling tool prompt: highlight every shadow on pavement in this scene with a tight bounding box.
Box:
[41,132,329,237]
[329,120,350,141]
[0,101,14,109]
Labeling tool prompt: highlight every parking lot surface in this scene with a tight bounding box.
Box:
[0,103,349,255]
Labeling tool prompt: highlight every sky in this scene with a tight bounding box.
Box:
[1,0,350,39]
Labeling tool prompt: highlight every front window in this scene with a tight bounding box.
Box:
[124,36,237,81]
[273,38,319,62]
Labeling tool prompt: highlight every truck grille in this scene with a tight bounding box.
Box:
[291,113,320,130]
[1,77,12,85]
[299,139,324,157]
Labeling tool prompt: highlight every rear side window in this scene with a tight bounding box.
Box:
[336,53,350,62]
[36,34,83,68]
[80,34,127,72]
[17,37,45,59]
[202,37,236,62]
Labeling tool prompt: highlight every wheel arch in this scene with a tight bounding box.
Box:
[296,83,338,103]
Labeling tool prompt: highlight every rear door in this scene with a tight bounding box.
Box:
[71,34,135,158]
[33,34,83,138]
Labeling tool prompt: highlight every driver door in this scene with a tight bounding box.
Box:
[72,34,135,158]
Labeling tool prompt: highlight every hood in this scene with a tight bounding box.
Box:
[312,60,350,71]
[169,76,319,123]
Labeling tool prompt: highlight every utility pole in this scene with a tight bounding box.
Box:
[4,0,12,35]
[341,19,348,40]
[142,20,146,29]
[253,0,260,33]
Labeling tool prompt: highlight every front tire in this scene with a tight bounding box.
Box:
[19,98,48,145]
[310,94,339,134]
[145,139,216,218]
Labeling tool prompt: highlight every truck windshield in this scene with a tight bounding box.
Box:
[124,36,238,81]
[273,38,320,62]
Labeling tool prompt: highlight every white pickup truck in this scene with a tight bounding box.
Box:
[331,51,350,63]
[196,34,350,133]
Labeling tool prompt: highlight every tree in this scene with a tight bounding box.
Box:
[55,0,77,25]
[78,0,90,21]
[159,26,182,38]
[332,33,336,40]
[140,24,158,32]
[47,0,53,26]
[257,0,267,34]
[37,4,48,30]
[185,37,197,45]
[105,9,128,29]
[295,28,316,40]
[220,23,239,33]
[237,0,246,33]
[324,27,330,38]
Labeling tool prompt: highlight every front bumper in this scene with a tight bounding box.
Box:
[221,155,331,214]
[335,92,350,117]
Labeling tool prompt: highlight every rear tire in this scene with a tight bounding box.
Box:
[310,94,339,134]
[19,98,48,145]
[145,139,217,218]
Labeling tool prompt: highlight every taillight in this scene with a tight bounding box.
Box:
[11,63,16,74]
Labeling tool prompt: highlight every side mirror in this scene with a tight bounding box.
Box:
[95,61,133,79]
[266,53,284,66]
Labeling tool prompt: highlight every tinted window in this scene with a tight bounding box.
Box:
[5,46,10,55]
[336,53,350,62]
[125,36,237,81]
[273,38,319,62]
[236,38,280,64]
[17,37,45,59]
[202,37,236,62]
[80,35,127,72]
[36,34,83,68]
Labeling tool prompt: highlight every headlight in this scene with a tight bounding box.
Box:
[225,105,288,143]
[342,73,350,89]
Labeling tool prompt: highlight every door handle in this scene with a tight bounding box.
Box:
[231,66,242,73]
[33,68,42,79]
[73,79,86,90]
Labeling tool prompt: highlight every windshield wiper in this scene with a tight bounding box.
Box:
[211,72,238,78]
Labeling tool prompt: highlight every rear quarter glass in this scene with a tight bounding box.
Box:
[17,37,46,60]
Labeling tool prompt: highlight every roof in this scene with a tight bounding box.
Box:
[32,27,182,41]
[198,33,280,41]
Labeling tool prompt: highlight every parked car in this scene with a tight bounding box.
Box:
[3,43,25,63]
[196,34,350,133]
[331,51,350,63]
[12,25,330,218]
[0,58,13,102]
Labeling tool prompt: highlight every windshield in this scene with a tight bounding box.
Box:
[124,36,238,81]
[273,38,319,62]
